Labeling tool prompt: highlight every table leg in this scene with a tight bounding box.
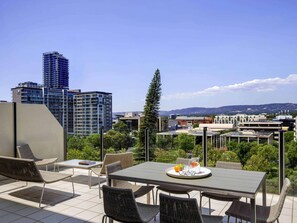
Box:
[88,169,91,188]
[56,165,60,172]
[250,198,256,223]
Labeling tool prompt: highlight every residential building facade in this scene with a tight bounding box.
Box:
[214,114,267,125]
[74,91,112,135]
[11,52,113,135]
[11,82,43,104]
[119,114,141,131]
[175,116,213,128]
[43,51,69,89]
[220,130,274,147]
[12,82,75,134]
[43,88,75,133]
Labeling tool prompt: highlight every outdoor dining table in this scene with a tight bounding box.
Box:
[108,161,267,223]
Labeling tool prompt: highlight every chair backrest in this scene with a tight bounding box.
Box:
[269,178,291,222]
[100,152,133,174]
[102,185,143,222]
[17,144,37,161]
[216,161,242,170]
[176,158,190,165]
[0,156,44,183]
[105,161,122,187]
[159,193,204,223]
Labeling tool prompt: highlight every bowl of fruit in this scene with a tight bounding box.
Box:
[166,158,211,179]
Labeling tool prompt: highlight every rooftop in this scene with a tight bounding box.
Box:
[0,167,295,223]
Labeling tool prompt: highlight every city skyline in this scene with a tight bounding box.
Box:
[1,1,297,112]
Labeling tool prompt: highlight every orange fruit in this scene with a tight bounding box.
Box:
[191,161,199,167]
[174,165,181,172]
[174,164,184,172]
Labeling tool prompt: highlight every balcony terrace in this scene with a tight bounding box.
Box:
[0,103,296,222]
[0,168,296,223]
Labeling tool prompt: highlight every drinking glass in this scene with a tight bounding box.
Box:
[189,157,200,174]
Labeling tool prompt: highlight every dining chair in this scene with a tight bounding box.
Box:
[225,178,291,223]
[102,185,159,223]
[90,152,133,198]
[106,161,155,204]
[159,193,223,223]
[200,161,242,214]
[155,158,192,204]
[17,144,57,171]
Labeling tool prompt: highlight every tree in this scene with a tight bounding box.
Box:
[67,136,85,150]
[85,134,100,149]
[156,135,172,149]
[285,131,295,143]
[287,141,297,168]
[176,134,194,151]
[104,130,131,151]
[220,151,240,162]
[234,142,258,166]
[244,144,278,177]
[135,69,162,162]
[244,154,271,173]
[113,121,129,134]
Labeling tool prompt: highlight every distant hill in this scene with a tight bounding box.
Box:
[159,103,297,116]
[114,103,297,116]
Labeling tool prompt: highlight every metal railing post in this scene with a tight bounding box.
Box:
[145,129,149,162]
[100,126,104,161]
[203,127,208,167]
[64,129,67,160]
[13,102,17,158]
[278,130,285,193]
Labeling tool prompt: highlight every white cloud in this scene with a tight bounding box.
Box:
[162,74,297,100]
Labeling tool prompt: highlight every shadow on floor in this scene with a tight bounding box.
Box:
[68,175,106,187]
[9,185,78,207]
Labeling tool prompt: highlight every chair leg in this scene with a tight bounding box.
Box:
[98,175,102,199]
[39,182,46,208]
[102,215,106,223]
[199,192,203,212]
[70,177,75,197]
[155,188,159,205]
[186,192,190,198]
[151,189,155,205]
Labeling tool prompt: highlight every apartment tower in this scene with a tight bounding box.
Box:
[43,52,69,89]
[74,91,112,135]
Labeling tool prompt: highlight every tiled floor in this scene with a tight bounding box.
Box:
[0,168,296,223]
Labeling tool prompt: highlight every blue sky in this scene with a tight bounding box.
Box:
[1,0,297,112]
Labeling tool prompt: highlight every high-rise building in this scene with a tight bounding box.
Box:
[43,88,76,134]
[11,52,113,135]
[11,82,75,134]
[74,91,112,135]
[43,52,69,89]
[11,82,43,104]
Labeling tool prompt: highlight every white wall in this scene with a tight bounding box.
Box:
[17,103,65,161]
[0,103,14,156]
[0,103,65,161]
